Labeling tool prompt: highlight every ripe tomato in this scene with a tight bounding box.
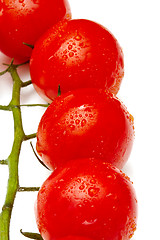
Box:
[30,19,124,102]
[36,158,138,240]
[0,0,71,62]
[36,89,134,170]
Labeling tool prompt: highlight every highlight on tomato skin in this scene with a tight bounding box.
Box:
[36,89,134,170]
[30,18,124,102]
[0,0,71,62]
[35,158,138,240]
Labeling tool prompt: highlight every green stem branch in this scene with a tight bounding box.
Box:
[0,105,11,111]
[24,133,37,141]
[0,160,8,165]
[18,187,40,192]
[21,80,32,87]
[0,64,25,240]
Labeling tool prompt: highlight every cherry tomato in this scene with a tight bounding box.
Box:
[36,89,134,170]
[0,0,71,62]
[30,19,124,102]
[36,158,138,240]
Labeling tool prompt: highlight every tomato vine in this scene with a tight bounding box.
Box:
[0,60,46,240]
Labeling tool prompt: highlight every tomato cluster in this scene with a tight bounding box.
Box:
[0,0,138,239]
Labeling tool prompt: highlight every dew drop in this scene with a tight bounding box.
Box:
[90,179,96,184]
[62,55,68,60]
[82,219,97,225]
[88,187,99,197]
[0,8,4,16]
[107,174,117,181]
[75,35,82,41]
[59,179,64,182]
[81,119,87,127]
[69,52,74,57]
[69,124,75,130]
[76,178,81,183]
[68,45,72,50]
[78,204,82,208]
[75,119,80,125]
[112,205,118,211]
[79,185,85,190]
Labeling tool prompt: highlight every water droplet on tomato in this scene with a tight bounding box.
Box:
[69,124,75,130]
[59,179,64,182]
[62,55,68,60]
[79,185,85,190]
[75,119,80,125]
[81,119,87,127]
[88,187,99,197]
[112,205,118,211]
[90,179,96,184]
[68,45,72,50]
[0,8,4,16]
[107,174,117,181]
[82,219,97,225]
[75,35,82,41]
[76,178,81,183]
[69,52,74,57]
[78,204,82,208]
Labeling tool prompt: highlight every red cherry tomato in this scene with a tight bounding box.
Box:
[36,89,134,170]
[0,0,71,61]
[36,158,138,240]
[30,19,124,102]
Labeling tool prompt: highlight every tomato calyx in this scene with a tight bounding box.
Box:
[30,142,50,171]
[23,42,34,49]
[20,229,43,240]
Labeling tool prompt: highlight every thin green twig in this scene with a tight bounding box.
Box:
[20,103,49,107]
[0,160,8,165]
[21,80,32,87]
[18,187,40,192]
[24,133,37,141]
[0,105,11,111]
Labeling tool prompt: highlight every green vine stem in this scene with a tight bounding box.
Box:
[0,61,39,240]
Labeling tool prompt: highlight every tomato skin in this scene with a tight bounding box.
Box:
[36,158,137,240]
[36,89,134,170]
[57,237,92,240]
[30,19,124,102]
[0,0,71,61]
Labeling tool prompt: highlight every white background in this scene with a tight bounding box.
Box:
[0,0,160,239]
